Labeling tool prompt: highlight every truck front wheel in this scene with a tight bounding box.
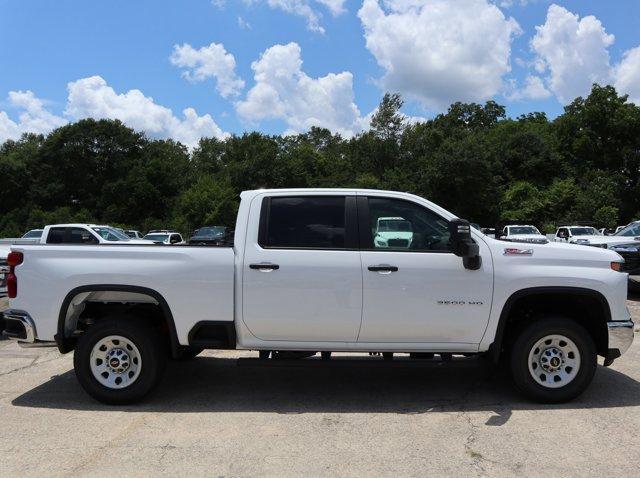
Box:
[73,317,167,404]
[509,317,597,403]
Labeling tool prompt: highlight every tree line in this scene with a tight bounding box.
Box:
[0,84,638,237]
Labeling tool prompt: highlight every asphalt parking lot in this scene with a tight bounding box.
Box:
[1,296,639,477]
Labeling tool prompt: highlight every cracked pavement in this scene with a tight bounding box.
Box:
[0,296,639,477]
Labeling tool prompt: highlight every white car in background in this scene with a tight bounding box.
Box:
[374,217,413,248]
[500,225,548,244]
[124,230,144,239]
[22,229,43,239]
[142,231,185,245]
[554,225,635,246]
[39,224,154,245]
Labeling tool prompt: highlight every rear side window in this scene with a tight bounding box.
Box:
[260,196,347,249]
[46,227,98,244]
[46,228,66,244]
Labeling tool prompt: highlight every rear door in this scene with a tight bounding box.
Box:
[242,194,362,342]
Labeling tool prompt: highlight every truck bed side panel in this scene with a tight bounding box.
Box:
[10,245,235,344]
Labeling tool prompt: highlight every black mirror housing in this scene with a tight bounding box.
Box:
[449,219,481,270]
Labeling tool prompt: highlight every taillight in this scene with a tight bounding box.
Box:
[7,251,23,299]
[611,261,623,272]
[7,251,23,267]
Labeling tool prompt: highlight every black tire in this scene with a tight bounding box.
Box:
[74,316,167,405]
[173,346,204,361]
[509,317,597,403]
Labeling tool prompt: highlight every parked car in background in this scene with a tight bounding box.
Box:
[188,226,232,245]
[124,230,144,239]
[374,217,414,248]
[554,226,603,244]
[143,231,185,244]
[39,224,153,245]
[554,221,640,290]
[0,245,8,296]
[501,225,548,244]
[22,229,43,239]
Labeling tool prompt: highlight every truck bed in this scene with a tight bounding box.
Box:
[9,244,235,344]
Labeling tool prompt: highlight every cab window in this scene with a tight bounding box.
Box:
[260,196,348,249]
[68,228,98,244]
[362,197,451,252]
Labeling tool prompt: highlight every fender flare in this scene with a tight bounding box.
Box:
[55,284,180,356]
[489,286,611,362]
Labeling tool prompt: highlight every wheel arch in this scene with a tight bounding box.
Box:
[55,284,180,357]
[489,286,611,362]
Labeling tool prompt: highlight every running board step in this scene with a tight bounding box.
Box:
[236,356,480,368]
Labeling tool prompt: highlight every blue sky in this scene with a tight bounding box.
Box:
[1,0,639,146]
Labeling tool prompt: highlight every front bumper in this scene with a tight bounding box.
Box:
[604,319,635,365]
[1,310,56,348]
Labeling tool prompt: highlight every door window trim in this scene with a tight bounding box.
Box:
[258,195,359,251]
[357,196,453,254]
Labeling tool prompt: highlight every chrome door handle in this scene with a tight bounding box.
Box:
[368,264,398,273]
[250,263,280,272]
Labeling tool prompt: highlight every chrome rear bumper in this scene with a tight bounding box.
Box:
[1,310,56,347]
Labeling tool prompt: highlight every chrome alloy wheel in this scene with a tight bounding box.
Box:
[528,334,581,389]
[90,335,142,389]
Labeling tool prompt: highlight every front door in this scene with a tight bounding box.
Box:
[242,194,363,342]
[357,195,493,344]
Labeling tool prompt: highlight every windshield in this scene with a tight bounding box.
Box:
[192,226,226,238]
[509,226,540,235]
[92,227,131,241]
[569,227,598,236]
[22,229,43,238]
[615,222,640,237]
[378,219,413,232]
[143,234,169,242]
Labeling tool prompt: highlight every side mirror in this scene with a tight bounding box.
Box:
[449,219,481,270]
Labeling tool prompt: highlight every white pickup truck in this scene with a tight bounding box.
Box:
[1,189,634,405]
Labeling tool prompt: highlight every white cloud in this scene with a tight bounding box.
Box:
[614,46,640,105]
[0,90,67,143]
[316,0,347,15]
[507,75,552,101]
[235,42,364,136]
[237,16,251,29]
[244,0,347,33]
[531,4,614,104]
[65,76,228,147]
[358,0,521,110]
[170,42,244,98]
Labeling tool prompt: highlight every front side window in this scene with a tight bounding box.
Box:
[193,226,226,239]
[616,222,640,237]
[22,230,43,239]
[144,234,169,242]
[364,197,451,252]
[569,227,597,236]
[92,227,130,242]
[262,196,346,249]
[509,226,540,235]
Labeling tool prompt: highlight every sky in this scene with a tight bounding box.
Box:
[1,0,640,147]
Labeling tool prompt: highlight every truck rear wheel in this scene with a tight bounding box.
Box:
[509,317,597,403]
[73,317,167,404]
